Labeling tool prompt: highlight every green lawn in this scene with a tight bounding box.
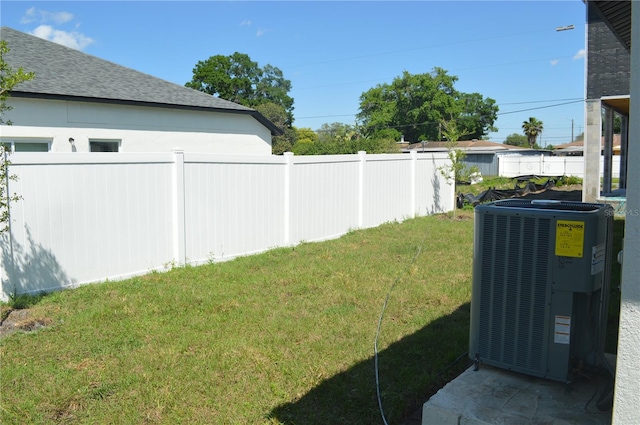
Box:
[0,208,623,424]
[0,213,475,424]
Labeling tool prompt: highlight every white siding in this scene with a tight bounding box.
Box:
[2,98,273,155]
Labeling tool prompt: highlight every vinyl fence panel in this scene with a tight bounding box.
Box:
[498,155,621,178]
[183,153,286,265]
[288,154,361,244]
[1,150,453,300]
[1,153,175,298]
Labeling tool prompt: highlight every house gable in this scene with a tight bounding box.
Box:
[0,27,281,136]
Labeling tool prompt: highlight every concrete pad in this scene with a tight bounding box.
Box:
[423,364,612,425]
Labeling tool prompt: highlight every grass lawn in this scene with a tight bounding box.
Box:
[0,212,476,424]
[0,197,624,424]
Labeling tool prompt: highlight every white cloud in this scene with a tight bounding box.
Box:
[550,59,560,66]
[21,7,74,25]
[20,7,37,23]
[30,25,94,51]
[573,49,586,60]
[240,20,252,26]
[256,28,268,37]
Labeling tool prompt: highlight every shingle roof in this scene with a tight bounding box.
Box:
[554,134,621,151]
[407,140,523,151]
[0,27,282,135]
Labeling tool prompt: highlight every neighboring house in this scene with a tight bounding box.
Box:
[0,27,281,155]
[553,134,622,156]
[406,140,546,176]
[406,139,525,153]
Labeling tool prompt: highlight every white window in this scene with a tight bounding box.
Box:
[89,139,120,152]
[1,138,51,152]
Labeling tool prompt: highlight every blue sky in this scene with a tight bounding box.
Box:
[1,1,587,146]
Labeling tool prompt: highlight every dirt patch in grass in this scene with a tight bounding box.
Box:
[0,308,52,337]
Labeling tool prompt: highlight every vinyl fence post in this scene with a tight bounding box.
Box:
[410,150,417,218]
[358,151,366,228]
[1,148,14,301]
[172,149,186,266]
[283,152,293,246]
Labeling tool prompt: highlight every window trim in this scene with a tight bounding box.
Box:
[0,138,52,152]
[89,139,121,153]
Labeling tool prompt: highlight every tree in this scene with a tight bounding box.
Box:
[291,122,397,155]
[357,68,498,142]
[294,127,318,146]
[457,92,498,139]
[254,102,297,155]
[504,133,529,147]
[1,40,34,233]
[256,64,294,125]
[186,52,294,125]
[522,117,544,149]
[437,120,476,219]
[316,122,359,143]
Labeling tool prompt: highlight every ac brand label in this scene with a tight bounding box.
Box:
[555,220,585,258]
[557,222,584,230]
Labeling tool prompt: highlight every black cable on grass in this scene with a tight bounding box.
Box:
[374,217,471,424]
[374,246,423,425]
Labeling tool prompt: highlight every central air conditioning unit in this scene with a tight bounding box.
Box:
[469,199,614,383]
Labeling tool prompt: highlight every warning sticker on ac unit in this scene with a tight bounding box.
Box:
[554,315,571,344]
[555,220,585,258]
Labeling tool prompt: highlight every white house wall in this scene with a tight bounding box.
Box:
[2,97,273,155]
[612,2,640,423]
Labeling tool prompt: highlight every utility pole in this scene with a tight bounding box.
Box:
[562,117,575,142]
[571,118,573,143]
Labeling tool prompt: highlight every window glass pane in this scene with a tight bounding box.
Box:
[90,141,119,152]
[14,143,48,152]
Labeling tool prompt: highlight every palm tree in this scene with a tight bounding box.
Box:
[522,117,544,149]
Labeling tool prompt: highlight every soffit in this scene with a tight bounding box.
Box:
[590,1,632,51]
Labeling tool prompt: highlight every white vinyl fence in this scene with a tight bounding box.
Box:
[498,154,621,178]
[0,150,453,300]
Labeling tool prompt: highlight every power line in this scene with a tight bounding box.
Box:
[497,99,584,115]
[294,55,579,92]
[500,97,582,105]
[296,98,584,121]
[283,27,556,69]
[296,113,356,119]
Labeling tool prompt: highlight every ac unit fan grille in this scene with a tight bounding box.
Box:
[477,214,551,375]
